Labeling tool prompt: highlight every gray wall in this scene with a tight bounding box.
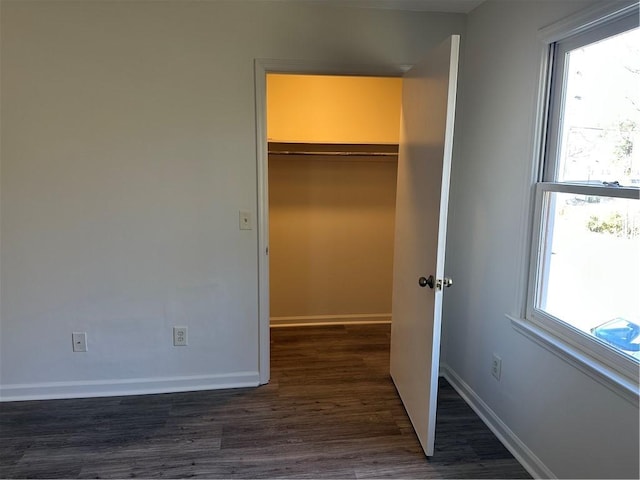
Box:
[442,1,639,478]
[0,2,464,395]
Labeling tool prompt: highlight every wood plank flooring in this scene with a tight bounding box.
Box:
[0,324,531,479]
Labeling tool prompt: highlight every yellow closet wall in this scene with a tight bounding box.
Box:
[267,74,402,144]
[267,74,400,325]
[269,156,397,323]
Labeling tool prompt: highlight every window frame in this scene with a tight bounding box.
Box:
[524,2,640,390]
[527,183,639,381]
[543,12,640,181]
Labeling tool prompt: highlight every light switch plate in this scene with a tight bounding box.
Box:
[72,332,87,352]
[239,210,252,230]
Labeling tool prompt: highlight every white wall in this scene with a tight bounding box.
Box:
[0,1,465,399]
[442,1,639,479]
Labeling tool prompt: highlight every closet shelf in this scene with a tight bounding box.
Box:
[268,142,398,158]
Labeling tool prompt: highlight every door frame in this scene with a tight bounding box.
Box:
[254,59,411,384]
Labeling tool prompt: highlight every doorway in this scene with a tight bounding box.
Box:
[254,61,410,384]
[266,74,402,332]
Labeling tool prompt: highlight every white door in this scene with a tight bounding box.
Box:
[390,35,460,457]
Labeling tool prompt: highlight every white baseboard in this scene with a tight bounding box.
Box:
[0,371,260,402]
[440,363,555,479]
[270,313,391,327]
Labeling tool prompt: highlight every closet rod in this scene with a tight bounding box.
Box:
[268,150,398,157]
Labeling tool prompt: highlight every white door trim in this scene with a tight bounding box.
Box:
[254,59,411,384]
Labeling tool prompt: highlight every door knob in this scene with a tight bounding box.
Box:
[418,275,435,289]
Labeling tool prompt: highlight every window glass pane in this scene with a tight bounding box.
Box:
[557,27,640,184]
[538,192,640,361]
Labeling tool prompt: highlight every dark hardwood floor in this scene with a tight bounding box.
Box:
[0,324,531,479]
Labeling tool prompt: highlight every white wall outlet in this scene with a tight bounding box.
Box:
[173,326,188,346]
[72,332,87,352]
[239,210,252,230]
[491,353,502,380]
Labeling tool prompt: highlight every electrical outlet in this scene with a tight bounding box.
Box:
[72,332,87,352]
[491,353,502,380]
[173,326,188,346]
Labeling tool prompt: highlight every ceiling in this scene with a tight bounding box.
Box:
[296,0,486,14]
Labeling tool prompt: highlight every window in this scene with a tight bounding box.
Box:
[527,4,640,385]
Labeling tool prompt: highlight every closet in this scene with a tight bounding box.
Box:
[267,74,402,327]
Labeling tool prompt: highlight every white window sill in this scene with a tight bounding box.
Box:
[508,314,639,407]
